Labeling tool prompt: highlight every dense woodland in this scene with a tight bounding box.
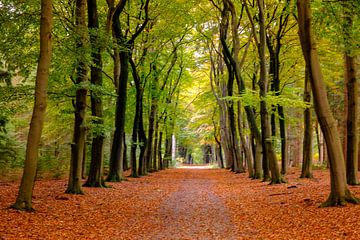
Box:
[0,0,359,212]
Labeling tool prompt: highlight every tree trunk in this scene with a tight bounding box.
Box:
[82,142,87,179]
[301,69,313,178]
[158,131,164,170]
[145,74,158,172]
[257,0,283,184]
[122,133,129,171]
[152,117,159,171]
[219,94,233,169]
[130,103,139,177]
[164,136,171,169]
[107,44,128,181]
[66,0,87,194]
[137,94,147,175]
[278,106,287,174]
[238,102,254,178]
[343,4,359,185]
[297,0,359,206]
[345,53,358,185]
[12,0,52,211]
[83,0,106,188]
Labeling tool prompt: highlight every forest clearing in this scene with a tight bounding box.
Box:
[1,168,360,239]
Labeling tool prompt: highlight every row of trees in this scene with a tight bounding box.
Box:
[178,0,359,206]
[4,0,196,210]
[0,0,358,210]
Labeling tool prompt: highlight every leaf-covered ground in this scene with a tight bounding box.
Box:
[1,168,360,239]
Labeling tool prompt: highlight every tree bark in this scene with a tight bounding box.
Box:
[297,0,359,206]
[343,3,359,185]
[107,2,128,181]
[238,102,254,177]
[152,117,159,171]
[83,0,106,188]
[301,68,313,178]
[145,66,159,172]
[158,131,164,170]
[12,0,52,211]
[66,0,87,194]
[257,0,283,184]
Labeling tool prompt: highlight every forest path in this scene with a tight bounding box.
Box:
[147,170,236,239]
[2,168,360,239]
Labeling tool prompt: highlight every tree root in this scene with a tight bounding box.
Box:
[105,174,123,182]
[300,173,313,179]
[10,201,35,212]
[269,177,287,185]
[320,190,360,207]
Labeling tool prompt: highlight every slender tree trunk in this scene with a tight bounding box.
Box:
[12,0,52,211]
[301,69,313,178]
[82,142,87,179]
[297,0,359,206]
[66,0,87,194]
[84,0,106,188]
[123,133,129,170]
[152,117,159,171]
[128,57,147,176]
[130,104,139,177]
[228,102,244,173]
[137,94,147,175]
[238,102,254,177]
[258,0,283,184]
[279,106,287,174]
[107,49,128,181]
[345,53,358,185]
[158,131,164,170]
[145,75,158,172]
[220,94,233,169]
[107,2,128,182]
[343,3,359,185]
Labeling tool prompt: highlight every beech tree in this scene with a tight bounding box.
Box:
[297,0,359,206]
[107,0,150,182]
[11,0,53,211]
[301,69,313,178]
[342,1,359,185]
[66,0,88,194]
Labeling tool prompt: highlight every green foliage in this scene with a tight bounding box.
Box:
[0,127,24,174]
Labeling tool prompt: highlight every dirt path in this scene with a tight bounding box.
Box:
[2,168,360,239]
[147,170,236,240]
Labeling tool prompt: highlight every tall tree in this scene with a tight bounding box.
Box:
[11,0,53,211]
[300,69,313,178]
[265,0,292,175]
[342,1,359,185]
[66,0,88,194]
[253,0,283,183]
[297,0,359,206]
[83,0,106,187]
[107,0,150,182]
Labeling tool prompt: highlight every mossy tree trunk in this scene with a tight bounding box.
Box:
[12,0,52,211]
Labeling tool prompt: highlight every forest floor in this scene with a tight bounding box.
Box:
[1,168,360,239]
